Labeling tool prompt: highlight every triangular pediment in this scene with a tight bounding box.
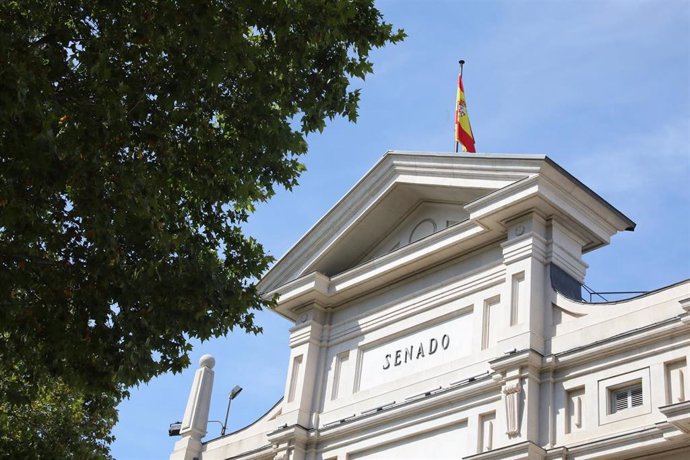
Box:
[360,200,471,264]
[308,185,490,277]
[259,152,550,295]
[258,151,635,316]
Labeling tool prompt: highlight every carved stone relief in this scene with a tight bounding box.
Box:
[503,380,522,436]
[409,218,437,243]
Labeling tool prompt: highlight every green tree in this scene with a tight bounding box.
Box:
[0,363,118,459]
[0,0,403,455]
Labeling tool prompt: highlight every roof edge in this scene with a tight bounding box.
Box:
[543,156,636,231]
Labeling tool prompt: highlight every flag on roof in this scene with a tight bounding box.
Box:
[455,72,476,153]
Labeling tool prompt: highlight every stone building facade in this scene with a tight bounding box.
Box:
[170,152,690,460]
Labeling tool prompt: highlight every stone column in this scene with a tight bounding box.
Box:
[170,354,216,460]
[499,213,548,355]
[270,306,326,460]
[279,306,326,429]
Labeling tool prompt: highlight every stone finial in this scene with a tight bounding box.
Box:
[200,354,215,369]
[170,353,216,460]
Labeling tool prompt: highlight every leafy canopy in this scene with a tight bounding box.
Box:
[0,0,403,453]
[0,364,118,459]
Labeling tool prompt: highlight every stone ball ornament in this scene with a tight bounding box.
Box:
[199,354,216,369]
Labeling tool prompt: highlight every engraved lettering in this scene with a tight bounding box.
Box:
[381,334,452,370]
[383,354,391,370]
[404,345,413,363]
[429,338,438,355]
[416,342,425,359]
[441,334,450,350]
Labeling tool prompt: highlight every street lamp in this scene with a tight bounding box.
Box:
[168,421,182,437]
[220,385,243,436]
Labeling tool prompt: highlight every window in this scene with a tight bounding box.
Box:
[610,382,642,414]
[598,369,650,424]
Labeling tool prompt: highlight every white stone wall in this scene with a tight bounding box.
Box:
[177,153,690,460]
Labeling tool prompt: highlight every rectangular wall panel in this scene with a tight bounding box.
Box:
[666,358,687,404]
[349,421,468,460]
[510,272,525,326]
[287,354,302,403]
[357,311,473,391]
[481,296,500,350]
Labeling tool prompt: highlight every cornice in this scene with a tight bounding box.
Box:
[489,348,544,375]
[314,372,498,443]
[326,264,504,345]
[261,151,635,321]
[555,424,682,459]
[467,172,628,251]
[659,400,690,436]
[549,316,688,369]
[464,441,547,460]
[258,156,400,295]
[269,221,496,319]
[259,152,549,295]
[542,156,635,232]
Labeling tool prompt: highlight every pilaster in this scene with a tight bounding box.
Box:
[268,424,309,460]
[546,217,589,283]
[500,213,548,355]
[490,349,544,449]
[278,304,327,429]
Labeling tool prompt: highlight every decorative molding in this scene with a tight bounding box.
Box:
[317,376,499,442]
[501,233,548,265]
[329,221,485,292]
[261,152,633,308]
[409,218,437,243]
[463,440,546,460]
[481,296,500,350]
[680,297,690,325]
[270,220,490,317]
[556,425,678,460]
[327,262,505,345]
[503,380,522,437]
[553,317,685,370]
[510,271,525,326]
[537,173,620,245]
[260,152,544,295]
[288,321,325,348]
[489,348,543,375]
[660,400,690,433]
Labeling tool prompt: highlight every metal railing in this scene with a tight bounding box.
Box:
[581,284,648,303]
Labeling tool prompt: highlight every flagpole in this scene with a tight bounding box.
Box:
[455,60,465,153]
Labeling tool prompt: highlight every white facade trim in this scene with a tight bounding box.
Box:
[170,152,688,460]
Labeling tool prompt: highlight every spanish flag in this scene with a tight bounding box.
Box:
[455,73,476,153]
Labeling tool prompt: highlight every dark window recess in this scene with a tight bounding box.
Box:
[611,384,643,414]
[550,264,582,300]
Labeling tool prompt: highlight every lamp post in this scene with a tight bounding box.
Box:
[168,421,182,437]
[220,385,243,436]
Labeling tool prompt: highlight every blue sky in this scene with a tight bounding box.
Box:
[112,1,690,458]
